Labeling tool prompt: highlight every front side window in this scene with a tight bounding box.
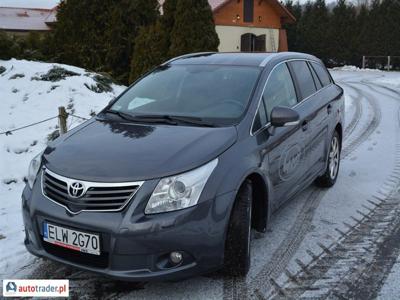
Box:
[263,63,298,118]
[253,99,268,132]
[110,65,261,126]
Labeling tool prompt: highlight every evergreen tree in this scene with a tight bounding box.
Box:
[354,4,370,63]
[296,0,330,63]
[328,0,357,65]
[162,0,178,30]
[169,0,219,57]
[364,0,383,57]
[378,0,400,56]
[52,0,114,71]
[105,0,159,83]
[284,1,302,51]
[160,0,178,56]
[0,31,20,59]
[129,0,179,82]
[129,21,166,82]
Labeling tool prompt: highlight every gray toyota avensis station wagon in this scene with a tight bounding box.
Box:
[23,52,344,281]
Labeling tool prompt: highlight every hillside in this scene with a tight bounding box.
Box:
[0,59,125,275]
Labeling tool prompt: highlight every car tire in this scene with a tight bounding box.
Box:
[224,180,252,276]
[315,130,341,188]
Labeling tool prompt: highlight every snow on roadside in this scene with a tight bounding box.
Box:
[330,66,400,89]
[331,65,381,72]
[374,74,400,88]
[0,59,125,277]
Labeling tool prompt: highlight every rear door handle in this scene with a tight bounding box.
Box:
[302,120,309,131]
[327,104,332,114]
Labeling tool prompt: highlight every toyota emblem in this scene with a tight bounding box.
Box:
[68,182,85,198]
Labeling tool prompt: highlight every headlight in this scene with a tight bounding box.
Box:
[27,152,43,189]
[145,159,218,214]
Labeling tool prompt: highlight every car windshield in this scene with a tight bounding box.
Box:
[108,64,261,126]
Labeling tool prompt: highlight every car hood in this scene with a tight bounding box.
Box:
[44,119,237,182]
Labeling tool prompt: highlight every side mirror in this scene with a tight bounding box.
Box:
[270,106,300,128]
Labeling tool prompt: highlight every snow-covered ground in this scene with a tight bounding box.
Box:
[0,59,125,278]
[1,60,400,299]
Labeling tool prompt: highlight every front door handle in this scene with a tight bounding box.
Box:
[302,120,309,131]
[327,104,332,114]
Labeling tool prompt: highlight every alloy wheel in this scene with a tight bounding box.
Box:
[329,136,340,180]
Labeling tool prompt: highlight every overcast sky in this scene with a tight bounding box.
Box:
[0,0,337,9]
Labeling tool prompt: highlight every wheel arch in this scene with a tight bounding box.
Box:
[335,122,343,149]
[233,170,271,233]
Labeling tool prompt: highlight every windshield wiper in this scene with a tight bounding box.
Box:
[105,111,215,127]
[133,115,216,127]
[105,110,138,122]
[105,110,178,125]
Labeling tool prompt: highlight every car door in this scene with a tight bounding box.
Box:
[253,62,309,208]
[288,60,331,179]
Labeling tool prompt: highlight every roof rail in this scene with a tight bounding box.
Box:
[259,55,274,67]
[162,52,217,65]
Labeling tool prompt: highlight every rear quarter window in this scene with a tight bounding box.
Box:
[311,62,332,86]
[289,61,316,100]
[308,62,323,90]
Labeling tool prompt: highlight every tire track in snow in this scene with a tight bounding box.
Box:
[345,80,400,101]
[223,82,381,299]
[339,83,381,159]
[267,103,400,300]
[341,83,362,139]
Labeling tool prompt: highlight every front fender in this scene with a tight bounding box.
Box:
[201,139,273,231]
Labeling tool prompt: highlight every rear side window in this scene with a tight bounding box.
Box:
[263,63,297,118]
[289,61,316,100]
[311,62,332,86]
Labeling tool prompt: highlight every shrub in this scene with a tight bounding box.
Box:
[84,74,113,93]
[0,30,20,59]
[9,73,25,80]
[32,66,79,82]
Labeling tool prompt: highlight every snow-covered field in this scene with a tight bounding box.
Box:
[0,59,125,277]
[1,60,400,299]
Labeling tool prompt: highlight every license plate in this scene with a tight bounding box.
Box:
[43,222,101,256]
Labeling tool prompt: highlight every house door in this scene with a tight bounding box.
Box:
[241,33,266,52]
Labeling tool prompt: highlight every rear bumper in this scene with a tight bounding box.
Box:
[22,178,234,281]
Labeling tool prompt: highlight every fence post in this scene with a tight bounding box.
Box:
[58,106,68,135]
[387,56,391,71]
[362,56,366,69]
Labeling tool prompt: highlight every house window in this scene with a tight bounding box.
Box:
[241,33,266,52]
[243,0,254,23]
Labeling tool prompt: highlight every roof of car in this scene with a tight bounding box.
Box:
[168,52,320,68]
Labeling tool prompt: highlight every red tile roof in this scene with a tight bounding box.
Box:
[158,0,227,10]
[159,0,295,23]
[0,6,57,31]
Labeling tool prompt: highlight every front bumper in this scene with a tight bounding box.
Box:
[22,175,234,281]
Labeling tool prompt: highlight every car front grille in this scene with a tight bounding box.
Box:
[42,169,143,214]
